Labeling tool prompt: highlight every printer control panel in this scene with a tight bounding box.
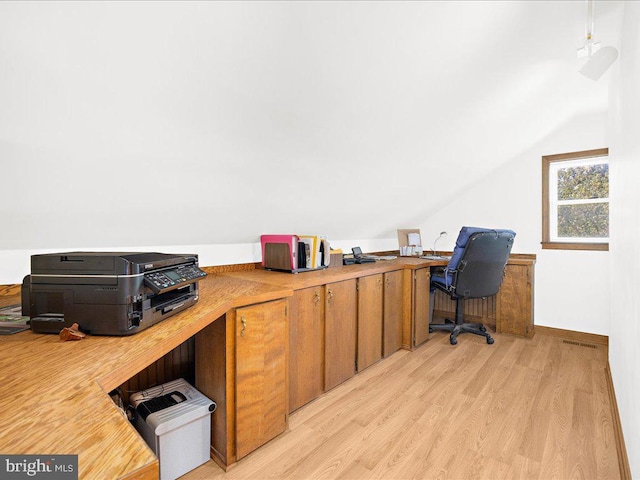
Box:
[144,264,207,294]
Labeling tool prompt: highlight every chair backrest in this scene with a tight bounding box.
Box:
[446,227,516,299]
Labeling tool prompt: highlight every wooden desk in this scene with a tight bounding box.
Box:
[0,276,292,479]
[222,255,535,413]
[431,255,536,337]
[0,254,534,479]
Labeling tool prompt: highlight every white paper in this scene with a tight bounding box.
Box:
[407,232,421,246]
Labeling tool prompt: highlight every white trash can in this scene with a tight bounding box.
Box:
[131,378,216,480]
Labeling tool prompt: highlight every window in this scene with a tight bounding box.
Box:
[542,148,609,251]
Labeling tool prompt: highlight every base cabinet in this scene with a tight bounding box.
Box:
[412,267,431,347]
[235,300,288,459]
[288,271,403,410]
[324,279,357,391]
[383,270,403,357]
[496,263,535,337]
[429,261,535,338]
[357,274,383,372]
[195,298,288,468]
[288,287,324,413]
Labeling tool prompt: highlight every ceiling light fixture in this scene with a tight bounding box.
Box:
[577,0,618,81]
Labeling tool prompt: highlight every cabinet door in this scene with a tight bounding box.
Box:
[324,279,357,391]
[195,314,230,465]
[357,274,383,372]
[413,267,431,347]
[235,299,288,460]
[289,287,324,412]
[383,270,403,357]
[496,264,534,337]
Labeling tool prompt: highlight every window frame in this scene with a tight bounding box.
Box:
[541,148,609,251]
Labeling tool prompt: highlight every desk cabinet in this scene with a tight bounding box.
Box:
[430,261,535,338]
[235,300,288,459]
[289,287,324,412]
[196,298,288,467]
[357,274,383,372]
[496,263,535,337]
[289,271,402,410]
[325,279,357,391]
[383,270,404,357]
[412,267,431,347]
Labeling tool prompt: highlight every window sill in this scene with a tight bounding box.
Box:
[541,241,609,251]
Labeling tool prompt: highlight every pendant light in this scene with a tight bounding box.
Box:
[577,0,618,81]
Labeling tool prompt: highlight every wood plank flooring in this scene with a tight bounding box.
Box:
[184,331,620,480]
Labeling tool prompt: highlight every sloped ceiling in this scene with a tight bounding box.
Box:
[0,1,623,249]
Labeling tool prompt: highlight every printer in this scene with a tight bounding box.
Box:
[22,252,207,336]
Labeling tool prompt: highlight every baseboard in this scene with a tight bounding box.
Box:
[0,283,21,298]
[210,445,230,472]
[534,325,608,346]
[201,262,260,274]
[605,363,632,480]
[540,325,631,478]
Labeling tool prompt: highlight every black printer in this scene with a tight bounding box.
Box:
[22,252,206,336]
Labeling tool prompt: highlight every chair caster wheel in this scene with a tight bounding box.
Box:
[450,336,458,345]
[487,336,494,345]
[479,325,487,333]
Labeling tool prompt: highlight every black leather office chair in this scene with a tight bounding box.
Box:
[430,227,516,345]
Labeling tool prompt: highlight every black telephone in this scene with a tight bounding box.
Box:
[351,247,376,263]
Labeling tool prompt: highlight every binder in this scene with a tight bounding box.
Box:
[299,235,330,269]
[298,241,309,269]
[319,237,330,267]
[298,235,317,268]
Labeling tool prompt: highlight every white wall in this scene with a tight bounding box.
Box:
[0,0,615,340]
[414,111,611,336]
[0,2,612,258]
[0,0,631,469]
[0,237,397,285]
[609,2,640,476]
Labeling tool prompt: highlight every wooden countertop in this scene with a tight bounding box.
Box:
[222,256,449,290]
[0,275,292,480]
[0,254,535,479]
[222,254,536,291]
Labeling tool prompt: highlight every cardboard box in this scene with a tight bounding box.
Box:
[329,252,343,268]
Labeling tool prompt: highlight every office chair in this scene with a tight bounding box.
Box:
[429,227,516,345]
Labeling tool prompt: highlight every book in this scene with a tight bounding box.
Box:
[299,235,330,268]
[0,304,29,335]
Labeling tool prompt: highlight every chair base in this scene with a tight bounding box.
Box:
[429,320,494,345]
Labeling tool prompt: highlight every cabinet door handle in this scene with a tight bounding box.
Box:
[240,316,247,337]
[327,289,333,304]
[314,291,320,305]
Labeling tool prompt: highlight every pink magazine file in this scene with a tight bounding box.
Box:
[260,234,299,272]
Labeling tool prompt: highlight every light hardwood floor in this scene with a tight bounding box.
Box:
[184,331,620,480]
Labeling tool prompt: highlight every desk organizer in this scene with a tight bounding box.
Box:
[261,234,330,273]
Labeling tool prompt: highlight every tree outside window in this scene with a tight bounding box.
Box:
[542,148,609,251]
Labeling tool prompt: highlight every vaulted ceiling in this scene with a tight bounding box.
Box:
[0,1,624,249]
